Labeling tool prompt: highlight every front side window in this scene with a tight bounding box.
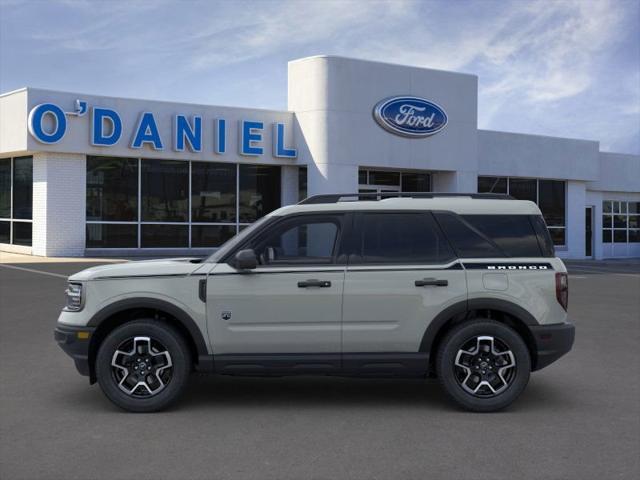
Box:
[358,213,454,264]
[249,216,340,266]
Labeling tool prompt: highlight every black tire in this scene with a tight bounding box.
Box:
[436,319,530,412]
[96,319,191,412]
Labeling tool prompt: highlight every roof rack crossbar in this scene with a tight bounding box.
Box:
[298,192,514,204]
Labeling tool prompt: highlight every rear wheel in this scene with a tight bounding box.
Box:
[437,319,530,412]
[96,319,191,412]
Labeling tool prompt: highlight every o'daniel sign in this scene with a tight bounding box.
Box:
[373,96,447,138]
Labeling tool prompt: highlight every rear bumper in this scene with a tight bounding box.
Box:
[54,324,95,377]
[530,322,575,371]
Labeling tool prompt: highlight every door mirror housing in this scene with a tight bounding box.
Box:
[233,249,258,270]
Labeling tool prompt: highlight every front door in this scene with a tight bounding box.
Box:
[206,214,347,364]
[341,212,467,372]
[585,207,593,257]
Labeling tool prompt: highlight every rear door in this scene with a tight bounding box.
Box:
[341,212,467,371]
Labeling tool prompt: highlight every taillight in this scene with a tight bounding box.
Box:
[555,272,568,311]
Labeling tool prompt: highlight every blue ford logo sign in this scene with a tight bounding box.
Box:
[373,96,447,138]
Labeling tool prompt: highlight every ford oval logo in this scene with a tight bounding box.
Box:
[373,96,447,138]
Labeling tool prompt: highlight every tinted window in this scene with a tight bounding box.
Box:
[0,159,10,218]
[86,156,138,221]
[435,213,504,258]
[239,165,281,222]
[0,220,9,243]
[538,180,565,227]
[251,216,340,265]
[530,215,555,257]
[478,176,507,194]
[12,156,32,219]
[86,223,138,248]
[12,221,32,246]
[358,213,454,264]
[141,224,188,248]
[462,215,542,257]
[298,167,307,201]
[401,173,431,192]
[141,160,188,222]
[508,178,536,202]
[192,225,236,248]
[191,162,236,222]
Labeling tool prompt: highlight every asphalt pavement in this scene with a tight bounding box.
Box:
[0,258,638,480]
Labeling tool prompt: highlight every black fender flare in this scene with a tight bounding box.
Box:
[419,298,539,353]
[87,297,209,357]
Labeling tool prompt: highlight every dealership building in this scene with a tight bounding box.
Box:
[1,55,638,259]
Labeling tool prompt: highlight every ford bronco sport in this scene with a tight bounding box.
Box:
[55,193,575,412]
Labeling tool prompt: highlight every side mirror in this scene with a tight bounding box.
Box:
[233,249,258,270]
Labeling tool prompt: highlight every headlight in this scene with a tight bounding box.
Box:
[64,283,84,311]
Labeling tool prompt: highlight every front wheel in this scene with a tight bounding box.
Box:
[96,320,191,412]
[437,320,531,412]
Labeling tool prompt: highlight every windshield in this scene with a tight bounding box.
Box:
[205,216,272,263]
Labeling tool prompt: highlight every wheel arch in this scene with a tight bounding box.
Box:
[86,298,210,383]
[421,299,539,374]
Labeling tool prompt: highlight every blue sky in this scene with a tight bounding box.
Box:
[1,0,638,154]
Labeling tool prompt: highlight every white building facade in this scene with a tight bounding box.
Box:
[1,56,638,258]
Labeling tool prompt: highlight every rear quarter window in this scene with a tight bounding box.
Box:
[435,213,546,258]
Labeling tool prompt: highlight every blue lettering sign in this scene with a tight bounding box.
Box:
[215,119,226,154]
[175,115,202,152]
[273,123,297,158]
[28,103,67,144]
[91,107,122,146]
[240,120,263,156]
[131,112,163,150]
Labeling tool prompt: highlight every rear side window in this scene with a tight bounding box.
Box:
[530,215,555,257]
[357,213,455,264]
[435,213,545,258]
[462,215,543,257]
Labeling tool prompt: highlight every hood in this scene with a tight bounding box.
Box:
[68,258,205,281]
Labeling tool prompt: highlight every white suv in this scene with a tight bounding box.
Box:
[55,193,575,412]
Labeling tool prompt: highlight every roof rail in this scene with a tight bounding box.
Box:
[298,192,514,205]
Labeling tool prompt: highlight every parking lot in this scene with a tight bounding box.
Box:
[1,257,639,480]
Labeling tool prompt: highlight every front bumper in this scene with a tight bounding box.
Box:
[530,322,575,371]
[54,324,95,377]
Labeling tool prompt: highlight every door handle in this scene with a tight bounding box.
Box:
[298,279,331,288]
[415,278,448,287]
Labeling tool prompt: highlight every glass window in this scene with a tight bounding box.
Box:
[602,201,612,213]
[628,202,640,214]
[435,213,504,258]
[0,220,9,243]
[12,222,32,246]
[530,215,555,257]
[12,156,32,219]
[368,170,400,186]
[508,178,537,202]
[191,162,236,223]
[141,224,188,248]
[462,215,542,257]
[547,228,566,247]
[239,165,280,223]
[0,159,10,218]
[141,160,188,222]
[603,229,612,243]
[358,169,367,185]
[401,173,431,192]
[86,156,138,221]
[359,213,454,264]
[613,230,627,243]
[603,215,612,228]
[629,216,639,229]
[478,176,507,194]
[614,215,627,228]
[538,180,565,227]
[629,229,640,243]
[192,225,236,248]
[298,166,308,201]
[251,216,340,265]
[86,224,138,248]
